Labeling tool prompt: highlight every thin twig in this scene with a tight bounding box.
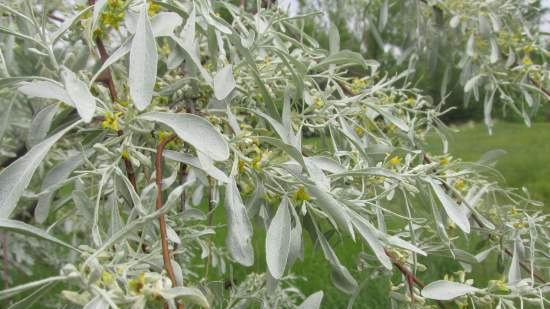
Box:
[386,249,447,309]
[155,134,184,309]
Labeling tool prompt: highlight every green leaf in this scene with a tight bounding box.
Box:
[421,280,479,300]
[0,219,77,251]
[129,5,158,110]
[266,198,291,279]
[297,291,324,309]
[159,287,210,308]
[140,112,229,161]
[224,178,254,266]
[213,65,236,100]
[61,67,96,123]
[0,121,80,218]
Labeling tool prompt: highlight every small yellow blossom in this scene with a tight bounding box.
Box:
[294,186,311,202]
[148,2,161,16]
[102,112,122,132]
[128,273,145,295]
[350,78,368,94]
[354,126,365,137]
[454,179,466,191]
[313,97,324,108]
[121,149,130,160]
[439,156,451,165]
[522,56,533,66]
[101,271,114,286]
[388,155,401,167]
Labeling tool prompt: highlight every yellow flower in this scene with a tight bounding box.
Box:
[406,96,416,106]
[294,186,311,202]
[439,156,450,165]
[313,97,324,108]
[522,56,533,66]
[238,160,246,173]
[354,126,365,137]
[128,273,145,295]
[350,78,367,94]
[102,112,122,132]
[388,155,401,167]
[148,1,161,16]
[454,179,466,191]
[101,271,114,286]
[121,149,130,160]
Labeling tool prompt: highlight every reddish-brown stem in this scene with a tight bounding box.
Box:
[87,0,136,190]
[504,248,546,284]
[385,249,447,309]
[1,233,8,289]
[155,134,184,309]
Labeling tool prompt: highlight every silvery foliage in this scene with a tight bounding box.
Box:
[0,0,548,308]
[302,0,550,133]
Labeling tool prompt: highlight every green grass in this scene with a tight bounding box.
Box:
[3,121,549,308]
[427,121,550,205]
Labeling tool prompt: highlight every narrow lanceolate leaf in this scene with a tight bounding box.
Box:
[0,275,68,300]
[297,291,324,309]
[0,121,80,218]
[421,280,480,300]
[428,178,470,233]
[129,5,157,110]
[352,217,392,269]
[508,237,522,284]
[213,65,236,100]
[266,198,291,279]
[35,151,89,223]
[140,112,229,161]
[18,80,73,105]
[27,104,59,148]
[62,68,96,122]
[307,185,355,239]
[224,178,254,266]
[159,287,210,308]
[0,219,78,251]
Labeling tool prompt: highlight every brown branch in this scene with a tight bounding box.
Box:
[504,248,546,284]
[87,0,136,190]
[155,134,184,309]
[178,163,187,212]
[386,249,447,309]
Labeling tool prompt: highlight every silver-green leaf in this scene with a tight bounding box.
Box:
[129,5,158,110]
[266,198,291,279]
[0,121,80,218]
[140,112,229,161]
